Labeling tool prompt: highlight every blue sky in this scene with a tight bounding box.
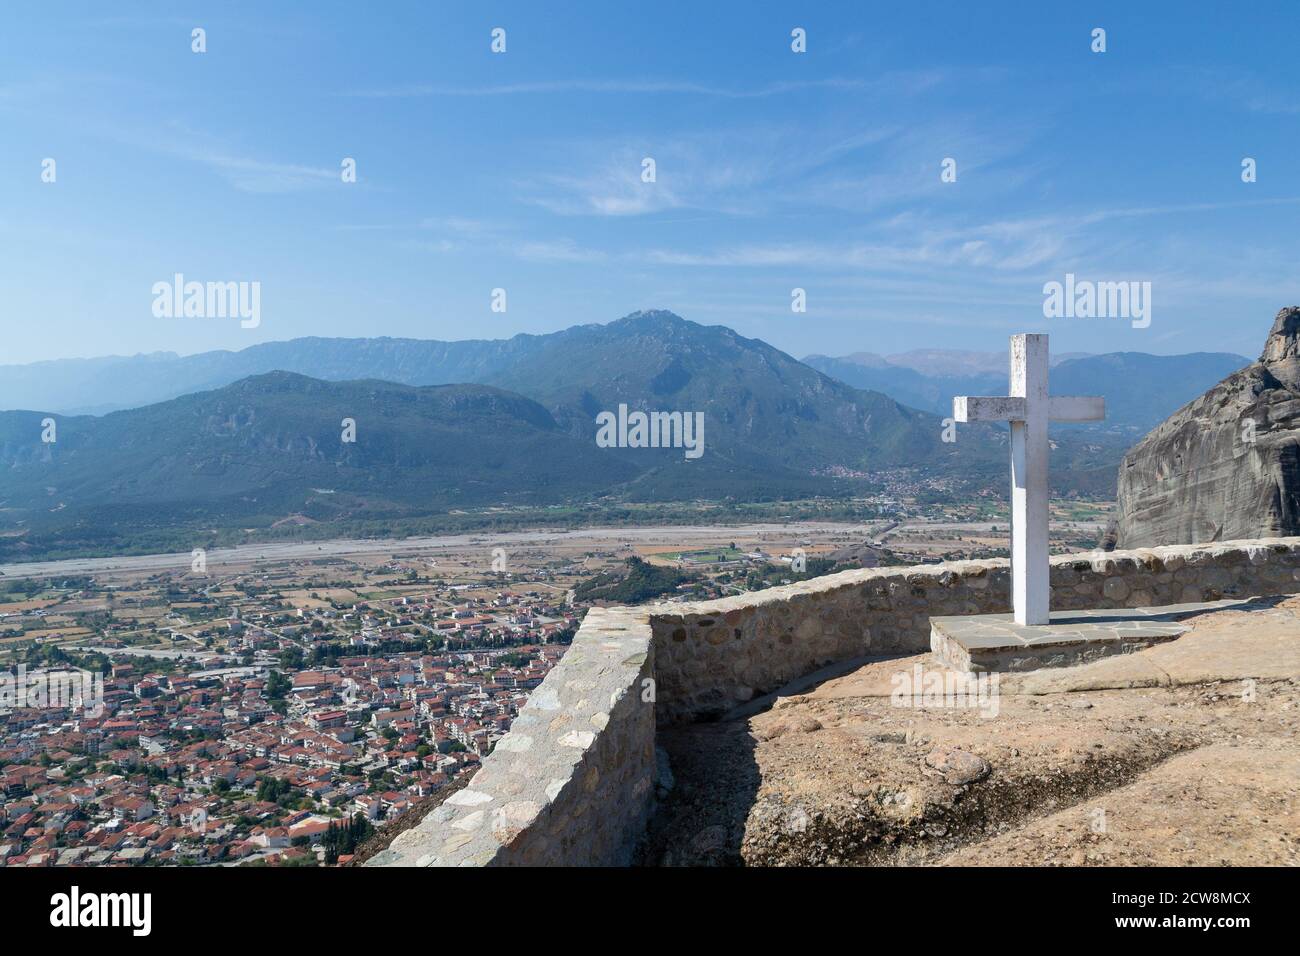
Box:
[2,0,1298,365]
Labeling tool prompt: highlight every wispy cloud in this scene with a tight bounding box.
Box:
[634,195,1300,278]
[84,115,341,194]
[639,231,1061,273]
[170,147,338,193]
[519,124,913,218]
[513,239,608,263]
[1170,65,1300,116]
[0,79,55,101]
[343,71,947,100]
[351,217,607,265]
[515,110,1048,220]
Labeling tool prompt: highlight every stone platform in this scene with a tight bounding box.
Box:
[930,600,1249,673]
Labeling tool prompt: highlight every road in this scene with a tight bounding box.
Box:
[64,645,220,661]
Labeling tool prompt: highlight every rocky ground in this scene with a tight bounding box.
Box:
[640,596,1300,866]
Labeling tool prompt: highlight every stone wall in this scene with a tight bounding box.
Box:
[652,537,1300,723]
[373,536,1300,866]
[366,606,655,867]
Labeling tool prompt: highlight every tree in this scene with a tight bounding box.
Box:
[321,813,375,865]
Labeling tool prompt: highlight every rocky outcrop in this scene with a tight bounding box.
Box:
[1117,307,1300,547]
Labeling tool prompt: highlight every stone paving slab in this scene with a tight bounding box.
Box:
[930,599,1251,673]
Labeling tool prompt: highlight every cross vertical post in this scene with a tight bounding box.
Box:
[952,333,1105,627]
[1009,334,1049,626]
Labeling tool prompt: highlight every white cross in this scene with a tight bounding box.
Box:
[953,334,1104,626]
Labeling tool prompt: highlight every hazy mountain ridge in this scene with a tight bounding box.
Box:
[0,373,647,559]
[808,348,1091,378]
[0,373,638,511]
[0,335,546,416]
[0,321,1243,429]
[804,349,1251,432]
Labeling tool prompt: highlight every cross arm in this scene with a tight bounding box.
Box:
[1048,395,1105,422]
[953,395,1026,423]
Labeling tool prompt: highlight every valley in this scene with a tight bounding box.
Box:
[0,500,1112,582]
[0,312,1157,564]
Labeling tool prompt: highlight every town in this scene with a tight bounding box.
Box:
[0,545,595,866]
[0,496,1109,866]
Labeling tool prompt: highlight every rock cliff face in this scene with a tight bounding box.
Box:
[1117,307,1300,547]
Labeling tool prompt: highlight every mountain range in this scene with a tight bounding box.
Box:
[0,312,997,559]
[0,310,1243,561]
[0,324,1247,432]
